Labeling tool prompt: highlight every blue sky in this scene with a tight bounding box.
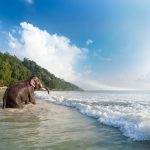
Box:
[1,0,150,90]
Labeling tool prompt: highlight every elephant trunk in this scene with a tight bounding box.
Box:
[41,87,50,94]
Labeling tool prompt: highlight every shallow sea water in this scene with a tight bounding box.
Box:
[0,91,150,150]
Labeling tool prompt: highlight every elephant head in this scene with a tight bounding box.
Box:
[29,76,49,94]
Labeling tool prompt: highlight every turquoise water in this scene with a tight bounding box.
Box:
[0,91,150,150]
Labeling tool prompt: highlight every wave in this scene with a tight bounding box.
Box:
[35,91,150,141]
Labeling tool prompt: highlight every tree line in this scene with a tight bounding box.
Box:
[0,52,82,91]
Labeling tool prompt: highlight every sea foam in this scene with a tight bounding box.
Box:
[35,91,150,141]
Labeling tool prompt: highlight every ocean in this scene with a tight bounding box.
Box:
[1,90,150,149]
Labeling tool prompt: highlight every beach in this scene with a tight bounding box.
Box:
[1,90,150,150]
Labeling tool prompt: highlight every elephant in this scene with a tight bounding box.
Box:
[2,75,49,109]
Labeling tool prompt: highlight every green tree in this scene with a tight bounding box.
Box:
[0,52,82,91]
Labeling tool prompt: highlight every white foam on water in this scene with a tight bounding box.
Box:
[35,91,150,141]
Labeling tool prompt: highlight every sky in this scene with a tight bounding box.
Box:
[1,0,150,90]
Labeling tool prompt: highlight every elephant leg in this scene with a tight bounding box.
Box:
[6,101,23,108]
[14,98,24,108]
[29,93,36,104]
[25,99,30,104]
[14,103,23,109]
[30,99,36,104]
[16,103,23,108]
[25,101,30,104]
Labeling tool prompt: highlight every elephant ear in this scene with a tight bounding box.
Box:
[30,78,36,88]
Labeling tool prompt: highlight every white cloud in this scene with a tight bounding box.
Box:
[8,22,127,90]
[86,39,93,45]
[8,22,87,84]
[8,33,22,50]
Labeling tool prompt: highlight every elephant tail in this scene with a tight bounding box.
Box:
[2,89,8,109]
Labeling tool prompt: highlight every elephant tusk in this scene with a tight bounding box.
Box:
[41,87,50,94]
